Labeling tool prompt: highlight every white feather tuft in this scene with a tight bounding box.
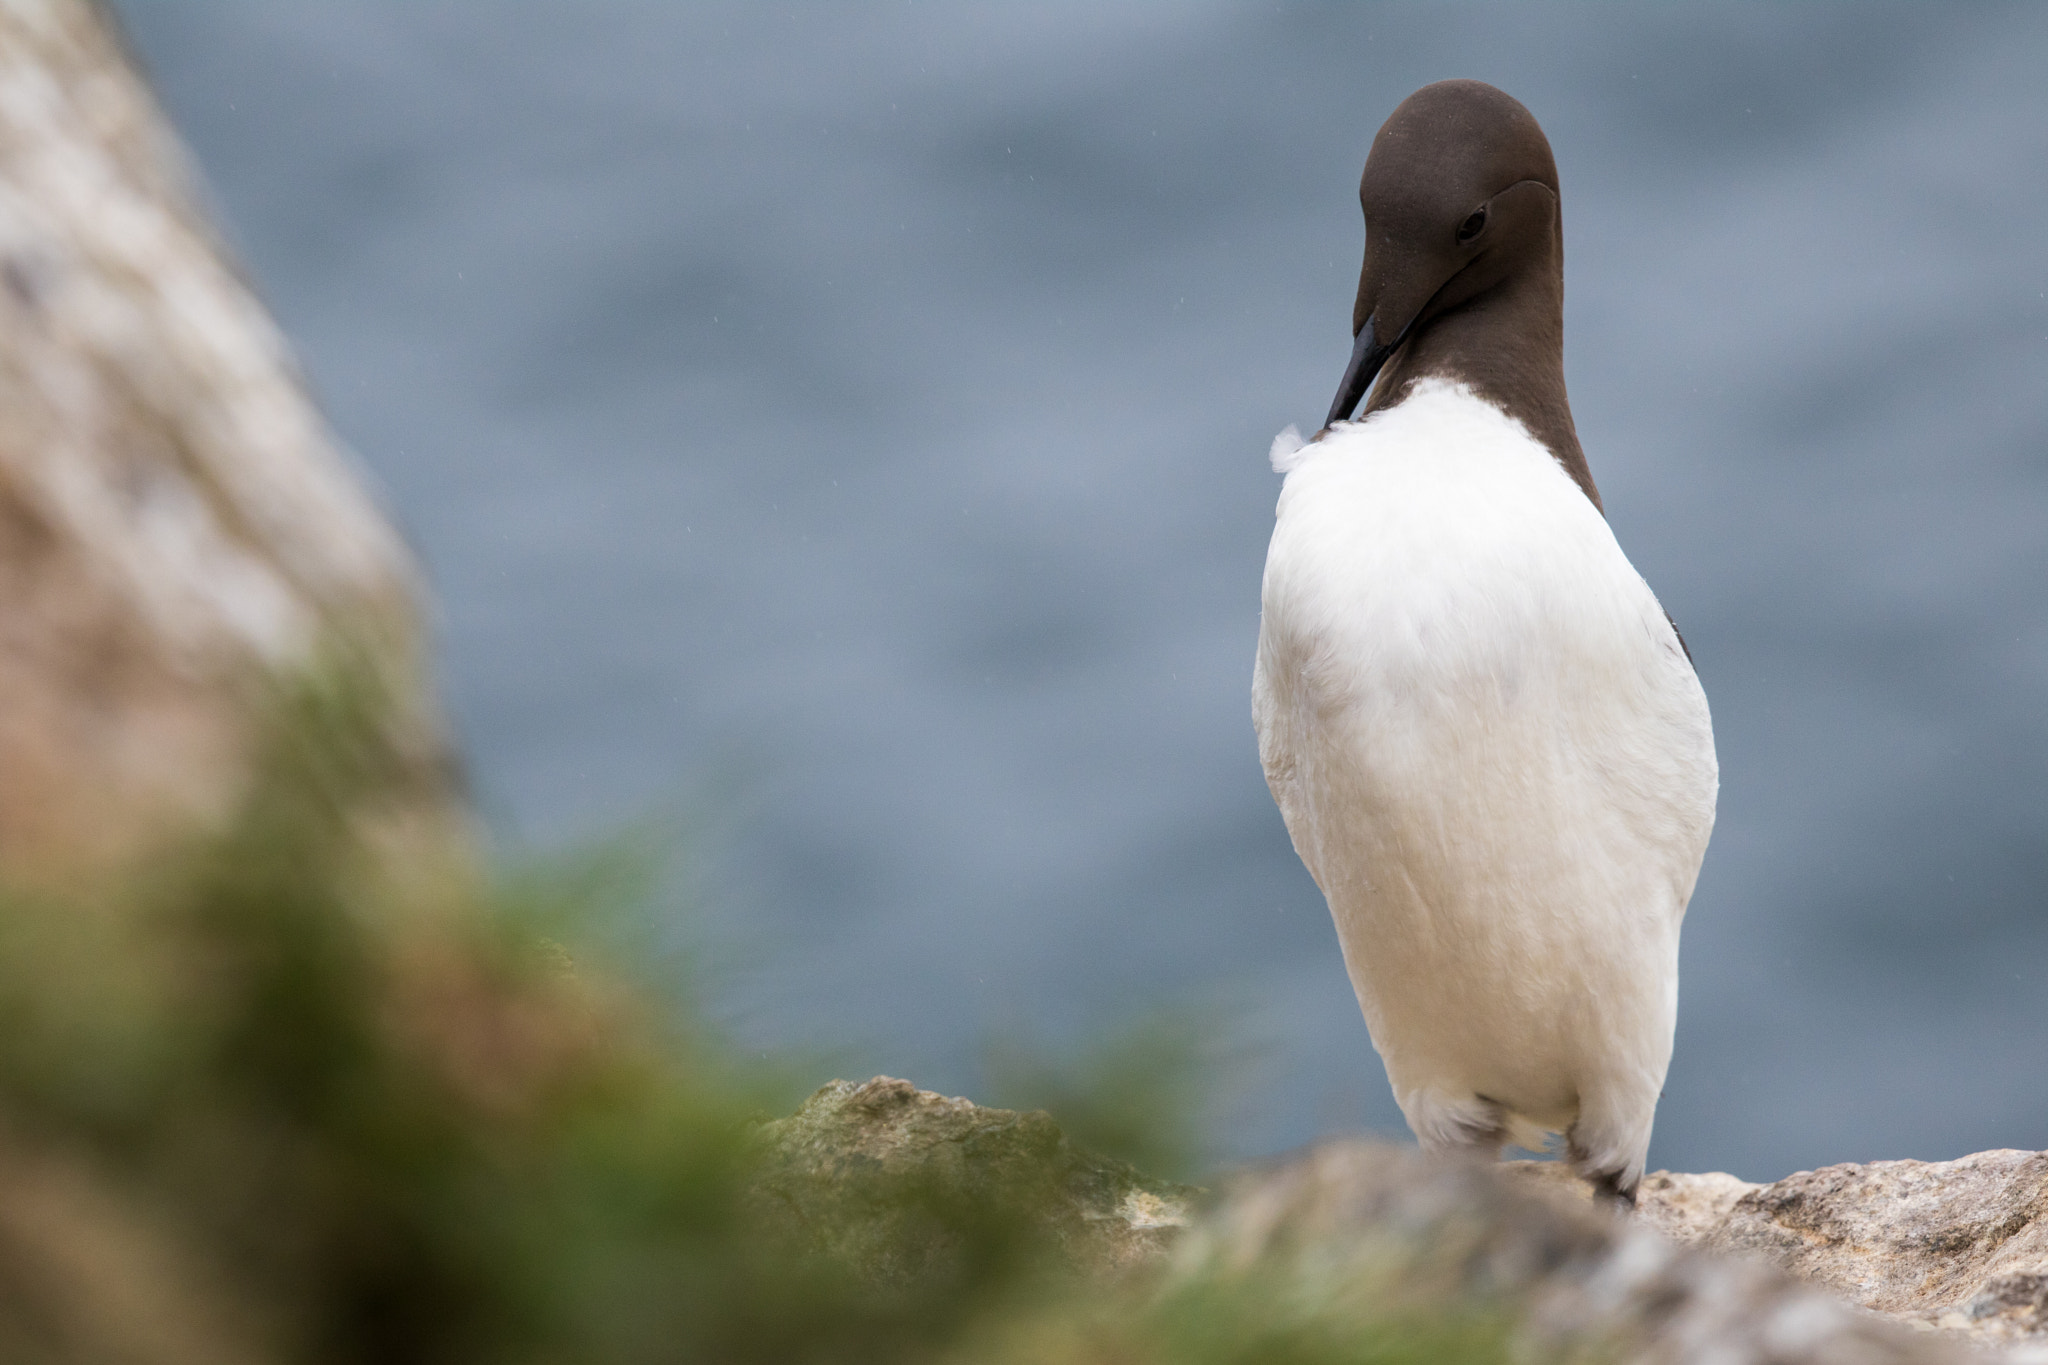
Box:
[1268,424,1308,474]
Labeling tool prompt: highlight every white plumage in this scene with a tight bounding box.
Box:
[1253,378,1716,1190]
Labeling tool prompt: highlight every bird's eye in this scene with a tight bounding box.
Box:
[1456,208,1487,243]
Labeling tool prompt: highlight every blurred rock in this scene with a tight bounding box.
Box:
[1198,1142,1968,1365]
[0,0,442,886]
[1633,1151,2048,1355]
[761,1088,2007,1365]
[751,1076,1194,1282]
[0,1135,264,1365]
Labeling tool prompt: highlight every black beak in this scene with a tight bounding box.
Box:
[1323,317,1398,430]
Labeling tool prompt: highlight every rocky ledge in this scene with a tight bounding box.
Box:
[768,1078,2048,1363]
[1503,1147,2048,1353]
[1639,1151,2048,1351]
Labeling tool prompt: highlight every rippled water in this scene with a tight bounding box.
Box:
[112,2,2048,1179]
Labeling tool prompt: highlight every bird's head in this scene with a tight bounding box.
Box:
[1325,80,1564,432]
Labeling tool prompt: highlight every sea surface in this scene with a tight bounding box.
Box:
[111,2,2048,1180]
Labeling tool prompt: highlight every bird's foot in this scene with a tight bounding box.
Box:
[1583,1166,1637,1211]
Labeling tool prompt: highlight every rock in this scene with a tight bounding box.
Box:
[0,1134,264,1365]
[760,1084,1994,1362]
[751,1076,1194,1282]
[0,0,444,886]
[1635,1151,2048,1355]
[1195,1142,1968,1365]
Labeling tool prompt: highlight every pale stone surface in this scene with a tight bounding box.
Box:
[1203,1142,1967,1365]
[0,0,437,884]
[1630,1151,2048,1355]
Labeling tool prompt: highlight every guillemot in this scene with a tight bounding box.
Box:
[1252,80,1717,1203]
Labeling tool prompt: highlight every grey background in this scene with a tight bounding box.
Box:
[108,2,2048,1181]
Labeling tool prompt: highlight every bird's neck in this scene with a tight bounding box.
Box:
[1362,263,1600,511]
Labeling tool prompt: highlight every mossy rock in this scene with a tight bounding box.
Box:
[751,1076,1195,1286]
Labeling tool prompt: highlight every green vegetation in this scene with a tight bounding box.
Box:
[0,656,1506,1364]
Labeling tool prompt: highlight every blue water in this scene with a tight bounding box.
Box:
[112,3,2048,1180]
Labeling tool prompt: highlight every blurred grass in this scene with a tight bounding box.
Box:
[0,647,1505,1365]
[984,1010,1219,1184]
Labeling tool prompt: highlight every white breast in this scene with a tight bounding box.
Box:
[1253,379,1716,1183]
